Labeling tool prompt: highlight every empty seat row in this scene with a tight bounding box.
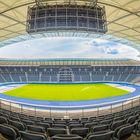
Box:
[0,106,140,140]
[0,122,138,140]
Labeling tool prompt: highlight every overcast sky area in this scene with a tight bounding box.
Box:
[0,37,139,60]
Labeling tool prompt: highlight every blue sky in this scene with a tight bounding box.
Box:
[0,37,139,60]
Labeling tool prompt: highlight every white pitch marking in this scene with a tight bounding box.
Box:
[0,84,27,93]
[81,86,92,91]
[106,84,135,92]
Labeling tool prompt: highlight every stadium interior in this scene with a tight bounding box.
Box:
[0,0,140,140]
[0,59,140,83]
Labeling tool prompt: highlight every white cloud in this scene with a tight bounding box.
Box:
[0,37,139,60]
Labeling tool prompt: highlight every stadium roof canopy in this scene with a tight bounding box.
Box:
[0,0,140,48]
[0,58,139,66]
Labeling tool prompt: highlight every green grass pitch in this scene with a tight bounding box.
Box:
[3,83,130,101]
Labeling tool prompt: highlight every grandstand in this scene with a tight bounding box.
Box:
[0,59,140,83]
[1,0,140,140]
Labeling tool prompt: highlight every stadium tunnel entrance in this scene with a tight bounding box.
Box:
[58,67,74,82]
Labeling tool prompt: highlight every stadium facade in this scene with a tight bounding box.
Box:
[0,58,140,83]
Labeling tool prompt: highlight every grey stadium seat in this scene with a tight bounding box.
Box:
[9,120,26,131]
[20,131,47,140]
[111,120,126,131]
[71,127,89,138]
[27,125,46,133]
[91,124,109,133]
[0,124,20,140]
[36,122,50,131]
[51,134,83,140]
[116,122,138,140]
[87,131,114,140]
[0,116,8,124]
[47,128,67,137]
[52,124,67,129]
[69,124,83,130]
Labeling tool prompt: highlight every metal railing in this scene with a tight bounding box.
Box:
[0,96,140,119]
